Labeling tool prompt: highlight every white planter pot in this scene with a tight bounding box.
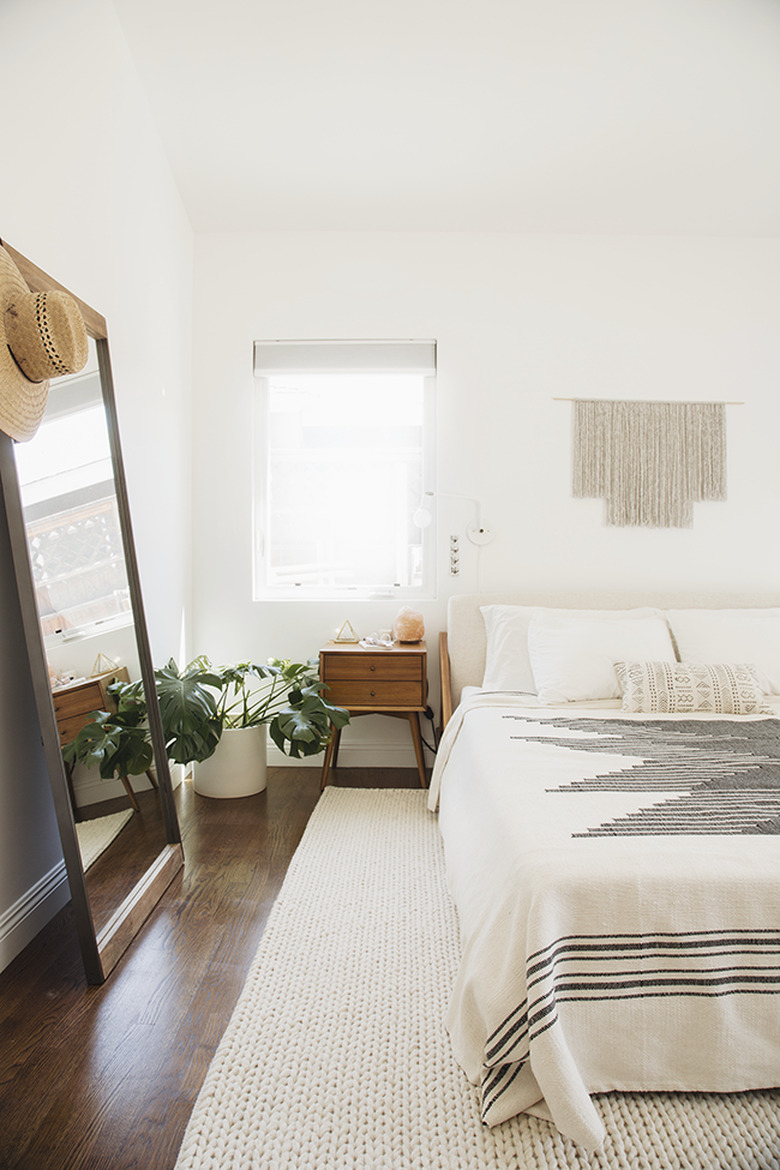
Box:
[193,726,268,798]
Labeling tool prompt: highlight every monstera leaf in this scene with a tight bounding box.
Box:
[269,686,350,758]
[63,709,154,780]
[152,658,224,764]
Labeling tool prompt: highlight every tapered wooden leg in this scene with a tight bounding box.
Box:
[331,726,342,769]
[120,776,140,812]
[320,726,342,791]
[407,712,427,788]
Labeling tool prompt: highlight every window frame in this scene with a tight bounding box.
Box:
[252,351,436,602]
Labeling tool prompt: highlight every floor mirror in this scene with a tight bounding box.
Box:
[0,239,183,984]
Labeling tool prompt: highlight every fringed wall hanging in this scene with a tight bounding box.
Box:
[569,399,728,528]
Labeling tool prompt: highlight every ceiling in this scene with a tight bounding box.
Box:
[112,0,780,235]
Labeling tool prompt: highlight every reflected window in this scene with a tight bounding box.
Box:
[13,365,130,639]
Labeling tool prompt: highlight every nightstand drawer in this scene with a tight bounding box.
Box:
[55,713,99,746]
[52,682,103,720]
[322,654,422,682]
[325,679,424,708]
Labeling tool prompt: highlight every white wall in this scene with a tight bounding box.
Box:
[0,0,193,969]
[192,231,780,764]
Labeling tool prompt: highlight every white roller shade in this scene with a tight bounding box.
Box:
[253,339,437,376]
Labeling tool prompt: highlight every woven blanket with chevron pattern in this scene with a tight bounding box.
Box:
[433,696,780,1151]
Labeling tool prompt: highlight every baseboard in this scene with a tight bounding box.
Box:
[73,770,157,808]
[267,740,433,769]
[0,859,70,973]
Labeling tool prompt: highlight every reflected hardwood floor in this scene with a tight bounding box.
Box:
[81,786,168,934]
[0,767,422,1170]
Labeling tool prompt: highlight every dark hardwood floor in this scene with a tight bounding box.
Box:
[0,767,421,1170]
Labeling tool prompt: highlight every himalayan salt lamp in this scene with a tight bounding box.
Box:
[393,607,425,643]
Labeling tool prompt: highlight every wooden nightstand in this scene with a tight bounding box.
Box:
[319,641,428,789]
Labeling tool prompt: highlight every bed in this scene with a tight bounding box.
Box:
[430,590,780,1151]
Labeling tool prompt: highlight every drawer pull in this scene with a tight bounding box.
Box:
[370,690,376,697]
[370,665,375,672]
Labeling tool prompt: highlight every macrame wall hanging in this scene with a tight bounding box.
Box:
[569,399,728,528]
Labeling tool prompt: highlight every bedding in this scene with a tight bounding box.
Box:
[480,605,665,695]
[429,691,780,1151]
[666,609,780,694]
[526,613,675,703]
[480,605,538,693]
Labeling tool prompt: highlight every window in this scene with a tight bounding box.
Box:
[13,367,131,640]
[253,340,436,598]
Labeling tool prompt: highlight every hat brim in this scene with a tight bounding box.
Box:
[0,247,50,442]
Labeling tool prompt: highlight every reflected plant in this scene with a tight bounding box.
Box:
[62,687,153,780]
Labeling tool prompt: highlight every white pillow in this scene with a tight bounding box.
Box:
[528,614,676,704]
[480,605,662,694]
[666,609,780,695]
[480,606,537,692]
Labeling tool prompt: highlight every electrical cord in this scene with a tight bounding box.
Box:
[421,705,439,755]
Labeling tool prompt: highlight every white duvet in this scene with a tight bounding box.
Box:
[430,691,780,1151]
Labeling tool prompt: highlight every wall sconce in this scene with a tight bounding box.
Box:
[413,490,494,545]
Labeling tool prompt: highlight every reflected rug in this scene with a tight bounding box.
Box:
[75,809,133,871]
[174,789,780,1170]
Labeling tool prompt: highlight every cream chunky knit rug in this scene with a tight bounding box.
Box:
[175,789,780,1170]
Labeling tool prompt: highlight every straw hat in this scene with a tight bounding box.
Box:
[0,245,89,442]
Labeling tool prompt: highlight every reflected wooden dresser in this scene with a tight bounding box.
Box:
[52,667,139,815]
[52,667,129,746]
[319,641,428,789]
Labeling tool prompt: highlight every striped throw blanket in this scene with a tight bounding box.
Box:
[432,697,780,1151]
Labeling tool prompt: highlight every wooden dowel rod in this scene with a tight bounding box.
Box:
[0,239,107,340]
[552,397,744,405]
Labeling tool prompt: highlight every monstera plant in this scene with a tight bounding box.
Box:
[63,655,349,787]
[153,655,349,761]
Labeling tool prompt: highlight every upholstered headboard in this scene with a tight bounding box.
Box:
[443,589,780,716]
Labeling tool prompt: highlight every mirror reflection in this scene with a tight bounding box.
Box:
[13,338,171,936]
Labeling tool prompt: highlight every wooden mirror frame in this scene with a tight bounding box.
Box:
[0,239,183,984]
